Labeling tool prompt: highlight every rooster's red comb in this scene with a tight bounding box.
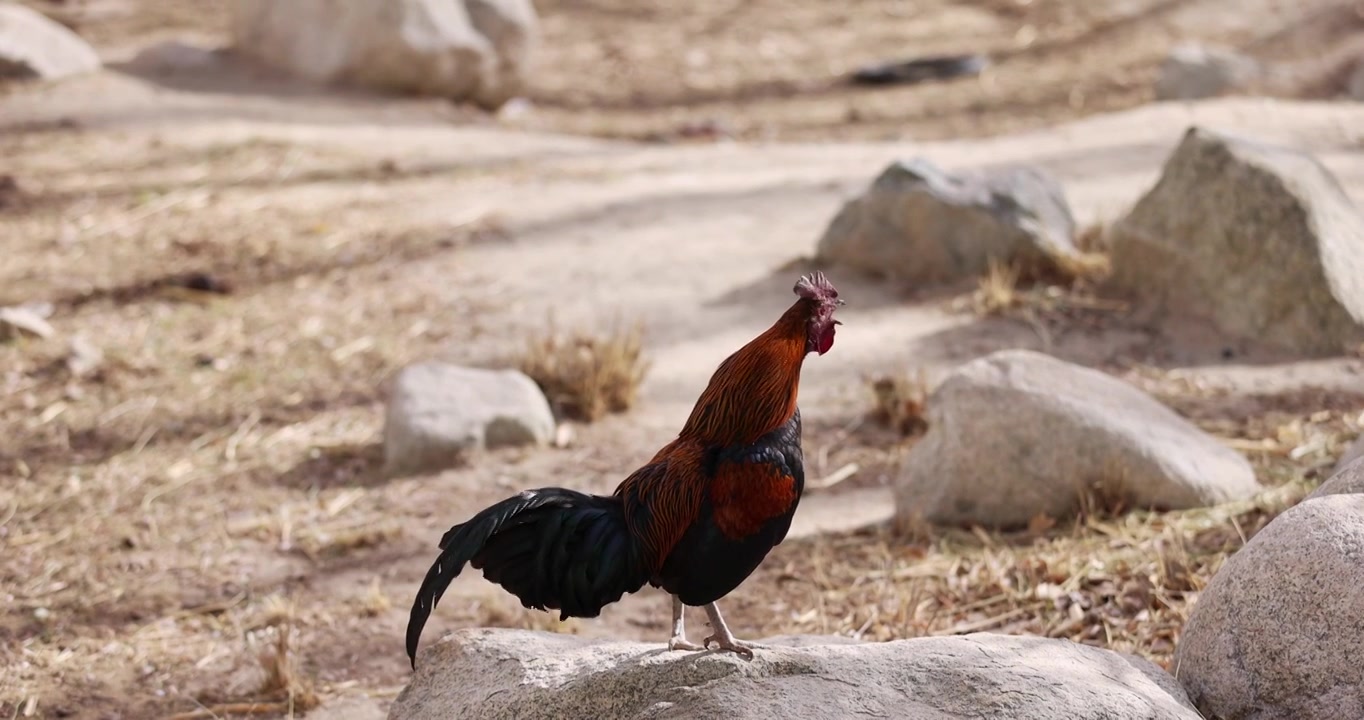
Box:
[794,271,839,303]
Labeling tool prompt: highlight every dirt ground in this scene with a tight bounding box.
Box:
[21,0,1364,142]
[3,1,1364,718]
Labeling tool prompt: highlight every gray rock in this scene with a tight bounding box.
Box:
[1107,126,1364,356]
[896,349,1259,530]
[1307,452,1364,499]
[229,0,537,110]
[0,4,101,81]
[383,362,555,476]
[392,628,1200,720]
[1173,494,1364,720]
[1155,43,1262,101]
[815,159,1087,284]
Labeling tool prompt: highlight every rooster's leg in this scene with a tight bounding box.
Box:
[667,595,703,651]
[701,601,758,660]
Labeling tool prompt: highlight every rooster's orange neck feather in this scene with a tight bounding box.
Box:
[678,299,811,447]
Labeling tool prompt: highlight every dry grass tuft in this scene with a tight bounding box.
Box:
[295,521,403,560]
[1050,218,1114,282]
[960,258,1128,332]
[1074,219,1111,254]
[517,319,651,422]
[1049,250,1112,283]
[169,600,320,720]
[254,617,320,715]
[248,595,299,632]
[866,370,931,436]
[1076,474,1133,523]
[1062,459,1138,525]
[972,258,1024,316]
[355,577,392,618]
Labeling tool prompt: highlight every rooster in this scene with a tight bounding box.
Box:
[405,272,843,666]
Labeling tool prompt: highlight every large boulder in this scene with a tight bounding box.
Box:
[229,0,537,110]
[383,362,555,476]
[896,349,1259,530]
[392,628,1200,720]
[1106,126,1364,356]
[0,3,101,81]
[1154,43,1262,101]
[814,159,1091,284]
[1173,494,1364,720]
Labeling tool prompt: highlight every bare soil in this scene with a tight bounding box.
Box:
[3,1,1364,718]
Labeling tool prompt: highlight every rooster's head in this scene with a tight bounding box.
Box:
[793,271,843,356]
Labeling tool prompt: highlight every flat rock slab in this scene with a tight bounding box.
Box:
[391,628,1200,720]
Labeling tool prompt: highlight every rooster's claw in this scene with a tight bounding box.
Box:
[703,634,757,660]
[668,636,704,652]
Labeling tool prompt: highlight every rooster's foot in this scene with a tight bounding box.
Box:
[703,633,758,660]
[699,601,758,660]
[667,635,704,652]
[667,596,704,652]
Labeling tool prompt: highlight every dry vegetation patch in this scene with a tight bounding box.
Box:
[164,601,321,720]
[745,486,1294,668]
[865,369,931,437]
[516,320,651,422]
[961,216,1118,320]
[957,257,1129,336]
